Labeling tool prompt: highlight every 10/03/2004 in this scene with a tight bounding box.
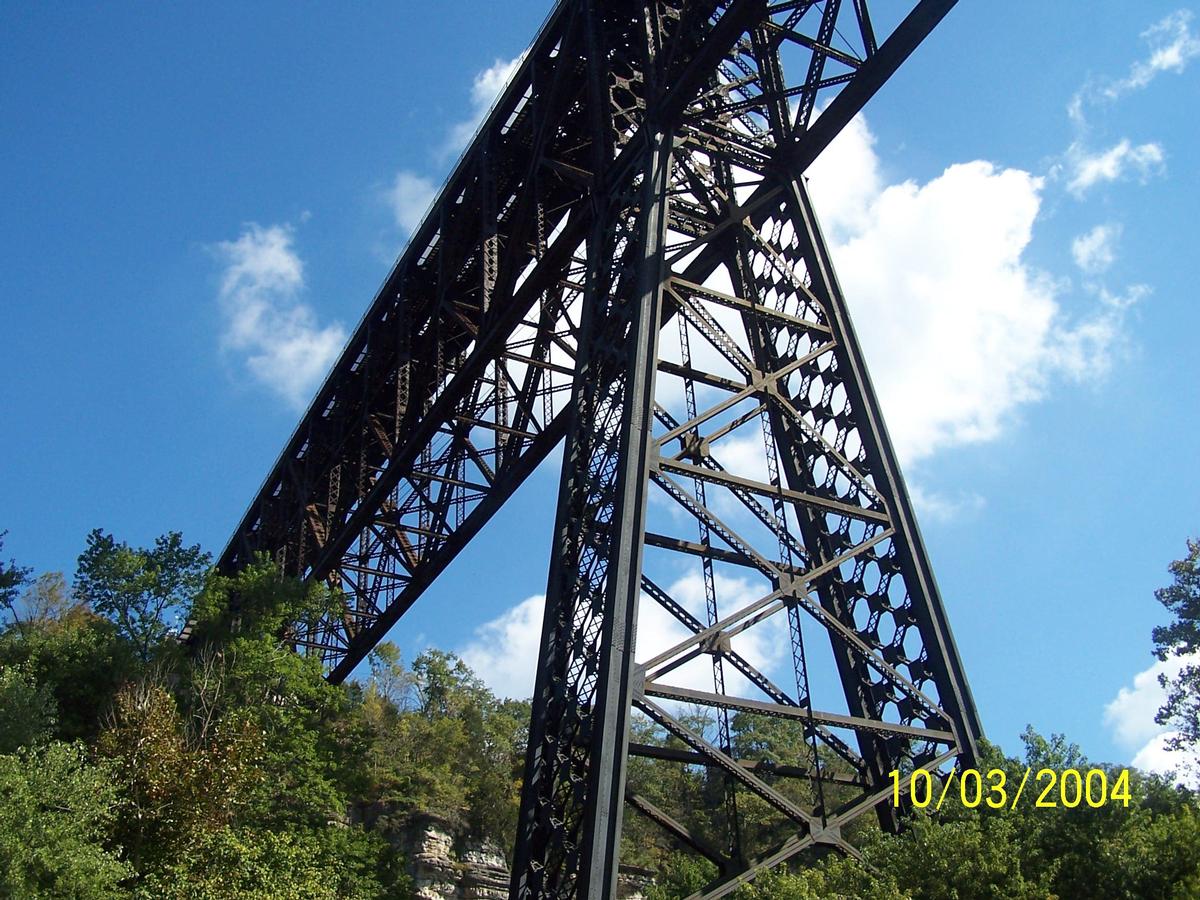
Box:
[890,767,1132,811]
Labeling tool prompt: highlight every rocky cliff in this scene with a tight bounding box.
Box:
[390,813,650,900]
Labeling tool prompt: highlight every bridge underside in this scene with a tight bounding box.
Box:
[205,1,980,896]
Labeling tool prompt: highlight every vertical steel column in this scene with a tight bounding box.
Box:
[511,139,674,898]
[511,4,673,894]
[582,126,672,898]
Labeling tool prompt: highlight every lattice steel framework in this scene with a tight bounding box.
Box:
[206,0,981,896]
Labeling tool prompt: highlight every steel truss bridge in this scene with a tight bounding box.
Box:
[209,0,982,895]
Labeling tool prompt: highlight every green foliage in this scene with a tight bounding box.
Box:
[188,562,369,826]
[644,854,718,900]
[361,646,529,852]
[5,571,76,635]
[6,522,1198,900]
[646,726,1200,900]
[1080,804,1200,899]
[159,559,398,895]
[1155,537,1200,657]
[1,537,421,897]
[0,663,57,752]
[134,824,409,900]
[0,601,138,742]
[96,677,262,874]
[911,729,1200,900]
[622,707,868,875]
[623,709,727,871]
[867,813,1051,899]
[74,528,210,660]
[188,553,334,645]
[0,742,131,898]
[733,854,906,900]
[366,641,417,709]
[1153,537,1200,765]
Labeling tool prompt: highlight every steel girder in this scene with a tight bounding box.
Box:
[203,0,979,896]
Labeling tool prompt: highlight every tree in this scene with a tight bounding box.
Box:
[185,560,366,827]
[366,642,418,710]
[1152,537,1200,767]
[0,600,139,742]
[357,647,529,854]
[178,560,401,896]
[863,812,1052,899]
[0,664,56,753]
[133,825,406,900]
[4,571,76,637]
[96,677,262,875]
[74,529,210,660]
[0,530,32,623]
[0,742,131,898]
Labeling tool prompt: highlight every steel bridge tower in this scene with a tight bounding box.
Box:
[209,0,981,895]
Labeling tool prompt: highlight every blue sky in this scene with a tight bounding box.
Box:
[3,1,1198,778]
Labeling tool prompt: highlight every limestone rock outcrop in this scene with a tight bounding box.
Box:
[387,813,649,899]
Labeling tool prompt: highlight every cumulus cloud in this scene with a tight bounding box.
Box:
[1132,732,1198,787]
[806,115,1132,467]
[387,54,524,240]
[446,55,525,152]
[214,222,346,409]
[635,572,790,699]
[1071,224,1121,275]
[457,572,787,701]
[458,108,1147,702]
[386,171,438,234]
[1104,652,1200,786]
[458,593,545,700]
[1066,139,1165,198]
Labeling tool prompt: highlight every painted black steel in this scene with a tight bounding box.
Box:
[203,1,979,896]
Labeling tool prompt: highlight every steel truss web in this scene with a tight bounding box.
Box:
[203,0,980,896]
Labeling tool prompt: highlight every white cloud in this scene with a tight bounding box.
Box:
[1132,732,1188,773]
[908,486,985,524]
[1045,288,1141,383]
[458,593,545,700]
[473,56,524,111]
[1071,224,1121,275]
[1066,139,1165,198]
[457,572,788,702]
[445,54,525,155]
[636,572,789,699]
[1060,10,1190,200]
[214,222,346,409]
[1104,652,1200,787]
[1106,10,1200,99]
[806,116,1133,467]
[1069,10,1200,124]
[1096,282,1151,312]
[1105,654,1188,750]
[1066,93,1087,129]
[385,55,524,241]
[1131,731,1200,790]
[802,114,883,243]
[386,171,438,234]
